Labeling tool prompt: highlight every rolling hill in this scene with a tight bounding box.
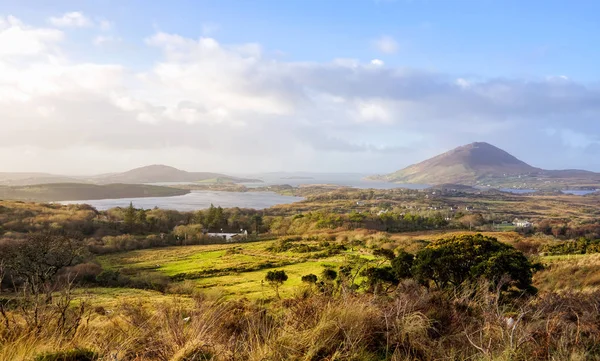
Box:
[0,165,261,186]
[370,142,600,189]
[0,183,190,202]
[92,165,261,184]
[0,173,83,186]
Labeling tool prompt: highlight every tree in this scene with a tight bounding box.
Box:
[348,211,366,229]
[136,209,148,231]
[2,233,82,294]
[251,214,263,235]
[265,270,288,298]
[361,266,397,293]
[123,202,136,231]
[391,250,414,280]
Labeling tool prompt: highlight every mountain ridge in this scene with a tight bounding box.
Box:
[0,165,262,186]
[371,142,600,188]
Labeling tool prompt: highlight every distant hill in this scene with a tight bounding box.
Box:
[92,165,261,184]
[370,142,600,189]
[0,183,189,202]
[0,173,83,186]
[0,165,261,186]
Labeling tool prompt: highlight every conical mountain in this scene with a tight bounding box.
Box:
[374,142,540,185]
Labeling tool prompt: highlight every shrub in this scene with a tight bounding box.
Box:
[411,234,538,295]
[265,270,288,298]
[391,249,414,279]
[33,349,98,361]
[95,270,122,287]
[321,268,337,282]
[301,274,318,284]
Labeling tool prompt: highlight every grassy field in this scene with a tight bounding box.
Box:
[535,253,600,292]
[97,239,363,298]
[94,230,578,301]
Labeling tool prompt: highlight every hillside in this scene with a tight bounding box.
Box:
[0,165,262,186]
[0,183,189,202]
[92,165,261,184]
[371,142,600,188]
[0,172,83,186]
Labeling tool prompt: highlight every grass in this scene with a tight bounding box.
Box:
[94,230,544,299]
[93,229,597,300]
[535,253,600,292]
[97,239,353,299]
[194,258,345,298]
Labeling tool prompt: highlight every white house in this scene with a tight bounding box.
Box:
[207,230,248,242]
[513,219,533,228]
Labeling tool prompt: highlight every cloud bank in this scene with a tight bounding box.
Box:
[1,15,599,174]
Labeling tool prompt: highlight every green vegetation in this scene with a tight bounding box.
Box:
[542,237,600,255]
[2,186,600,360]
[264,270,288,298]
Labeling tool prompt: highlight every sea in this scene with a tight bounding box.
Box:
[59,173,597,211]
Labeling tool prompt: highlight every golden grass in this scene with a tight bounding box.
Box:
[535,253,600,292]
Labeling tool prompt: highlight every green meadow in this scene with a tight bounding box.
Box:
[97,239,362,298]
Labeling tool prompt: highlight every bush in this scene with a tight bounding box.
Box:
[95,270,122,287]
[301,274,318,284]
[411,234,538,295]
[34,349,98,361]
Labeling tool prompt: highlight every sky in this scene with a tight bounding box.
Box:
[1,0,600,175]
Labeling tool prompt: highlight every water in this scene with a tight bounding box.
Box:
[61,190,303,211]
[151,173,430,190]
[500,188,598,195]
[561,189,599,196]
[243,172,430,190]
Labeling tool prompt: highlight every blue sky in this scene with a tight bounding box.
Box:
[1,0,600,173]
[8,0,600,78]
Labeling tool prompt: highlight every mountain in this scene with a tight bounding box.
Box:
[371,142,600,188]
[93,165,261,184]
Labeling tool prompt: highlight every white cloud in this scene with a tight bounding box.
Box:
[0,16,63,56]
[373,35,398,54]
[1,18,600,173]
[370,59,384,66]
[49,12,92,28]
[455,78,471,89]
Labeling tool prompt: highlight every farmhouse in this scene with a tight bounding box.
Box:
[207,230,248,242]
[513,218,533,228]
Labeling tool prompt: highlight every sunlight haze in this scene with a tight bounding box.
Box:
[1,0,600,174]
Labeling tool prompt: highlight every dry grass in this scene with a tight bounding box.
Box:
[535,253,600,292]
[3,282,600,361]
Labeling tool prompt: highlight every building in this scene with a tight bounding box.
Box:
[513,218,533,228]
[207,230,248,242]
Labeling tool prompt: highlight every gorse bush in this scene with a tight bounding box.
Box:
[360,234,539,297]
[542,237,600,255]
[412,234,539,295]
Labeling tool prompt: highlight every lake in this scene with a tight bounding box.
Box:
[61,190,303,211]
[500,188,598,195]
[153,173,430,190]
